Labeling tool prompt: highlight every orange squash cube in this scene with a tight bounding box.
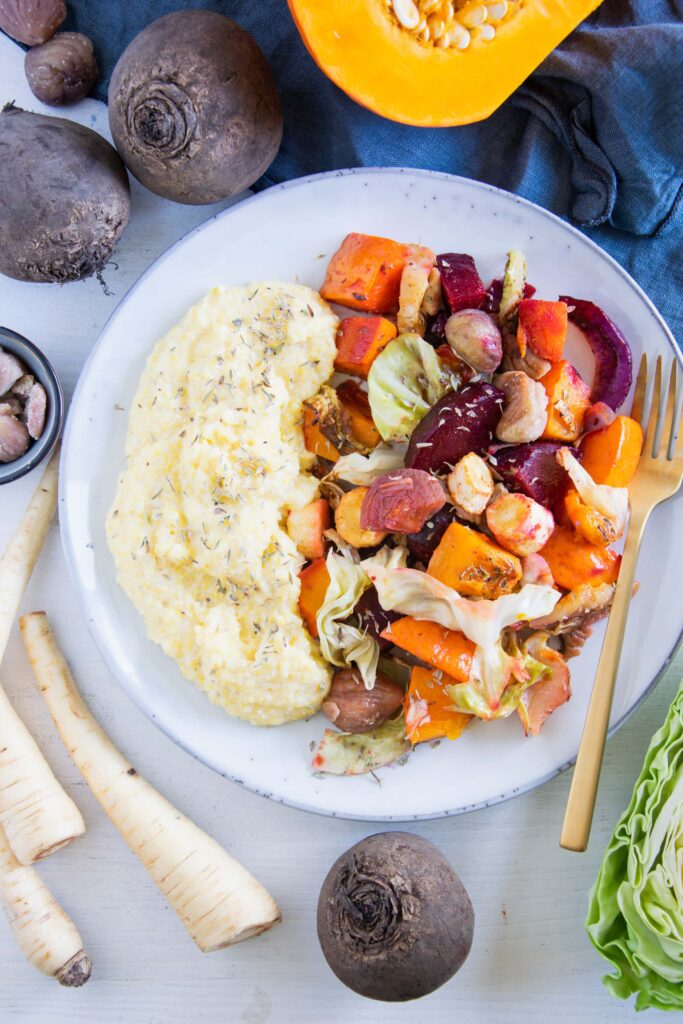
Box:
[427,521,522,598]
[404,666,472,745]
[381,617,474,682]
[334,316,397,378]
[580,415,643,486]
[517,299,568,362]
[336,380,381,449]
[302,403,340,462]
[539,525,621,590]
[540,359,591,442]
[287,499,330,561]
[298,558,331,638]
[320,232,408,313]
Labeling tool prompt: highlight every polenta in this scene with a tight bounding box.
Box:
[106,283,337,726]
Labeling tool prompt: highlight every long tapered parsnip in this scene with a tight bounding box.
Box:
[0,449,85,864]
[0,824,91,986]
[20,612,282,952]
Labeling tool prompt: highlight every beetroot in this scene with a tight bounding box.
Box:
[406,504,462,564]
[405,381,504,474]
[437,254,486,313]
[560,297,633,412]
[361,468,446,534]
[354,588,400,651]
[426,310,448,345]
[484,279,536,314]
[492,442,580,508]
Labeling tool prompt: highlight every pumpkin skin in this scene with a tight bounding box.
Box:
[288,0,604,127]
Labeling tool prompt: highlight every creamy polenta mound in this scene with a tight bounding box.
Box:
[106,283,338,726]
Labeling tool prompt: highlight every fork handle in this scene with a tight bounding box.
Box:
[560,507,650,852]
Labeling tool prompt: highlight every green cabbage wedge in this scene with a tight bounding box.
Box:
[586,683,683,1012]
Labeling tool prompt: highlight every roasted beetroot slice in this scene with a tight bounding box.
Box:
[405,381,504,474]
[425,309,448,345]
[437,253,486,313]
[406,503,462,565]
[484,279,536,314]
[354,587,400,651]
[560,296,633,412]
[492,442,580,509]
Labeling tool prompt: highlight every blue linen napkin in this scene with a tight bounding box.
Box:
[5,1,682,344]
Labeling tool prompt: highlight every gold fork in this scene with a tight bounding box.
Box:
[560,354,683,852]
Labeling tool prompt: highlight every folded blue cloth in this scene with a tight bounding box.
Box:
[6,1,682,344]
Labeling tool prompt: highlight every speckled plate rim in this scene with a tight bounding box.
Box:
[60,167,683,822]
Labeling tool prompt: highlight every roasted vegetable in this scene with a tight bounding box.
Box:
[0,105,130,283]
[335,488,388,550]
[539,526,621,590]
[354,587,400,650]
[580,415,643,487]
[298,558,331,638]
[382,617,474,682]
[447,453,494,516]
[361,468,446,534]
[530,582,614,658]
[311,717,409,776]
[436,253,486,313]
[397,245,435,335]
[444,310,503,373]
[287,499,330,561]
[406,503,462,565]
[317,833,474,1001]
[516,633,571,735]
[303,386,369,461]
[516,299,568,362]
[334,316,397,378]
[494,370,548,443]
[330,445,404,486]
[485,492,555,557]
[109,11,282,204]
[540,359,591,442]
[405,381,504,474]
[404,666,472,744]
[336,380,381,449]
[322,668,404,734]
[321,232,407,313]
[367,334,453,442]
[484,277,536,315]
[492,441,580,509]
[427,521,522,599]
[561,296,633,411]
[498,249,527,331]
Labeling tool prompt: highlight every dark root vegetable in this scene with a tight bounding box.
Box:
[493,441,580,508]
[406,503,462,564]
[405,381,504,474]
[25,32,99,106]
[0,0,65,46]
[0,105,130,284]
[436,253,486,313]
[108,11,283,205]
[361,468,446,534]
[317,832,474,1001]
[560,296,633,412]
[354,587,400,651]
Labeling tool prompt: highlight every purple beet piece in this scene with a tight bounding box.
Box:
[437,254,486,313]
[406,503,462,565]
[560,296,633,412]
[425,310,448,345]
[405,381,505,474]
[492,442,581,509]
[354,587,400,651]
[484,279,537,314]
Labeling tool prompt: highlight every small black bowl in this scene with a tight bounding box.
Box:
[0,327,64,485]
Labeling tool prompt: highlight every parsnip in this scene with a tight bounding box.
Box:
[0,449,85,864]
[20,612,282,952]
[0,824,91,986]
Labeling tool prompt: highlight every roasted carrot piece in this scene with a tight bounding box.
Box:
[580,415,643,486]
[298,558,331,638]
[540,359,591,442]
[287,499,330,561]
[381,617,474,682]
[427,521,522,599]
[539,525,621,590]
[302,403,340,463]
[334,316,397,378]
[320,233,408,313]
[337,380,381,449]
[562,488,620,548]
[404,666,472,745]
[517,299,568,363]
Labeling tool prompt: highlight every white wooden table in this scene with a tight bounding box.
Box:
[1,35,680,1023]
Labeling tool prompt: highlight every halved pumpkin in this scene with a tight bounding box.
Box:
[288,0,603,127]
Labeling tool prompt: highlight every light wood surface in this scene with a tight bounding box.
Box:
[1,35,681,1023]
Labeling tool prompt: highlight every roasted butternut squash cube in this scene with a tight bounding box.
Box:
[427,521,522,598]
[320,232,407,313]
[540,359,591,442]
[334,316,397,378]
[298,558,331,638]
[404,666,472,745]
[517,299,568,362]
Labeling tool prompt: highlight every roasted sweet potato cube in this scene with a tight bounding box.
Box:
[539,525,621,590]
[540,359,591,442]
[302,402,340,463]
[334,316,397,378]
[298,558,331,638]
[580,415,643,486]
[381,617,474,682]
[337,380,381,449]
[404,666,472,745]
[427,521,522,598]
[287,499,330,561]
[517,300,568,362]
[320,232,408,313]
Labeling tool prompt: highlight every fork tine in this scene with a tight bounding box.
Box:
[644,355,662,457]
[631,353,648,426]
[657,362,678,458]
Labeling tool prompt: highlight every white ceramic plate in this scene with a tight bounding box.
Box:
[61,169,682,821]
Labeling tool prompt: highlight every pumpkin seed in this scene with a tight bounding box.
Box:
[458,3,487,27]
[477,22,496,39]
[393,0,421,29]
[450,22,472,48]
[420,0,442,14]
[427,14,446,39]
[485,1,508,21]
